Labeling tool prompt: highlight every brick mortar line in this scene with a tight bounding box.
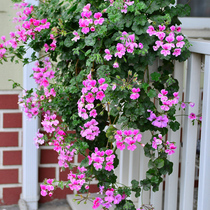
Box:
[0,150,2,166]
[0,166,22,170]
[0,183,22,188]
[0,110,22,113]
[0,148,22,151]
[0,91,22,95]
[0,128,23,132]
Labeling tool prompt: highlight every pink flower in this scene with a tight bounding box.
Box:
[94,12,102,19]
[85,92,95,103]
[81,27,90,34]
[115,43,126,58]
[90,109,97,118]
[72,31,80,42]
[173,48,181,57]
[189,102,195,107]
[113,62,119,68]
[147,26,156,36]
[96,91,105,101]
[176,26,181,32]
[181,103,186,109]
[139,43,143,49]
[104,49,112,61]
[158,25,166,31]
[90,26,95,32]
[98,78,105,85]
[189,112,196,120]
[93,197,102,209]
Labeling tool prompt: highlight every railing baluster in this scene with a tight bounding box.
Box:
[138,131,150,207]
[164,61,184,210]
[197,55,210,209]
[179,53,201,210]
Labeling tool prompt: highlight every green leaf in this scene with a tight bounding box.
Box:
[151,72,161,82]
[85,49,92,56]
[169,121,180,132]
[85,34,96,46]
[154,158,164,169]
[131,179,139,189]
[136,2,147,11]
[147,89,156,98]
[80,157,89,167]
[64,36,73,47]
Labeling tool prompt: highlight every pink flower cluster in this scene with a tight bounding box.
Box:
[78,4,104,34]
[152,134,163,149]
[33,57,55,89]
[41,112,59,134]
[78,74,108,140]
[147,25,185,57]
[34,130,45,148]
[104,32,143,68]
[130,87,140,100]
[121,0,134,13]
[93,188,124,209]
[147,110,169,128]
[68,166,87,191]
[158,89,179,111]
[88,147,115,171]
[114,129,142,151]
[44,34,57,52]
[165,141,176,155]
[0,3,50,61]
[19,91,40,119]
[40,179,55,197]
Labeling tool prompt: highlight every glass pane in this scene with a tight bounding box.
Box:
[177,0,210,17]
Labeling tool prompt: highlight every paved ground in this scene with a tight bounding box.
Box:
[0,199,72,210]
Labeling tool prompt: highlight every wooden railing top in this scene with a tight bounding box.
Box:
[189,38,210,55]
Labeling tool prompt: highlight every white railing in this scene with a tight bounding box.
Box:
[116,38,210,210]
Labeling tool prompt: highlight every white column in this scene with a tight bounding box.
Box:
[197,55,210,209]
[179,53,201,210]
[20,1,39,209]
[164,61,184,210]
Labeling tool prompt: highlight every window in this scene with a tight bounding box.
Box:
[177,0,210,17]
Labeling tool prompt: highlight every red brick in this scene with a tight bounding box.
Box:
[0,132,18,147]
[3,150,22,165]
[3,113,22,128]
[0,95,18,109]
[39,187,73,203]
[39,167,55,182]
[40,149,58,164]
[89,184,99,193]
[59,167,77,181]
[0,169,18,184]
[78,149,89,163]
[0,187,22,205]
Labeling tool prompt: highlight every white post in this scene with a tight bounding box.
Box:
[197,55,210,209]
[20,1,39,209]
[164,61,184,210]
[179,53,201,210]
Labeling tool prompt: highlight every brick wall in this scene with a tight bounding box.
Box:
[0,91,99,205]
[0,91,23,205]
[39,146,99,203]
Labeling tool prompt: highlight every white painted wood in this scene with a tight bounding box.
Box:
[151,182,163,210]
[164,61,184,210]
[138,131,150,207]
[21,48,39,210]
[180,17,210,30]
[21,1,39,208]
[197,55,210,209]
[189,39,210,55]
[179,53,201,210]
